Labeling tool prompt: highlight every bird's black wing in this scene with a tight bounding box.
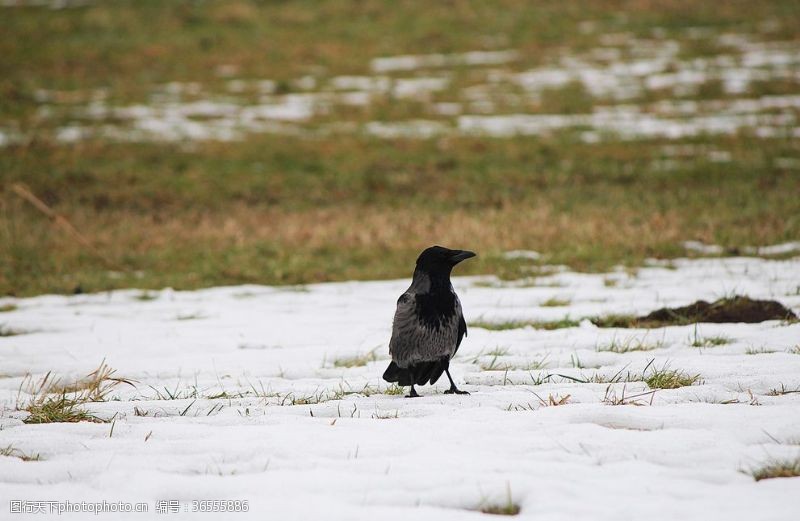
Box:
[454,313,467,355]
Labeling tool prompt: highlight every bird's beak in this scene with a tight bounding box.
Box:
[450,250,477,264]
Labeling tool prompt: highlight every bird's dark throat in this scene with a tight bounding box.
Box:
[414,275,456,331]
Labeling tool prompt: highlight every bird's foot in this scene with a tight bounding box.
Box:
[405,386,420,398]
[444,387,470,395]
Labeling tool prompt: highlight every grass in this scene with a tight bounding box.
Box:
[745,346,780,355]
[531,392,571,407]
[470,347,549,372]
[23,393,102,424]
[383,384,405,396]
[138,380,391,403]
[689,322,730,348]
[0,304,17,312]
[4,135,798,297]
[597,334,664,353]
[541,297,570,307]
[480,359,548,372]
[554,366,644,384]
[17,361,134,423]
[644,366,700,389]
[602,385,657,406]
[478,355,509,372]
[748,458,800,481]
[478,484,521,516]
[557,361,699,389]
[481,503,521,516]
[690,330,731,348]
[469,318,580,331]
[0,445,40,461]
[332,349,379,368]
[1,2,799,296]
[767,384,800,396]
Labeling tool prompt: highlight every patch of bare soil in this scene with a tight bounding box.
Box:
[594,297,797,327]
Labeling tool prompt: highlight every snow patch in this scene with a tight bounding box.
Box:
[370,50,520,73]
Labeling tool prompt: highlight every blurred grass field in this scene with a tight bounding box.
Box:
[1,0,799,296]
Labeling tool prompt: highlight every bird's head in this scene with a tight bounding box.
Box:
[415,245,476,275]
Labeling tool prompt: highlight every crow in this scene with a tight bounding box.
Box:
[382,245,476,397]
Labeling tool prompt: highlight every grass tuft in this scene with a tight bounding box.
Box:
[481,503,522,516]
[469,318,580,331]
[17,361,135,424]
[532,392,571,407]
[333,349,379,368]
[479,484,520,516]
[597,334,664,353]
[644,366,700,389]
[554,364,644,384]
[590,314,639,328]
[602,385,657,406]
[541,297,570,307]
[0,445,40,461]
[23,394,100,424]
[745,346,779,355]
[748,458,800,481]
[689,324,731,348]
[0,304,18,313]
[767,384,800,396]
[383,384,405,396]
[471,348,548,372]
[690,335,730,348]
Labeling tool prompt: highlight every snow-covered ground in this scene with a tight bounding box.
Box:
[1,256,799,519]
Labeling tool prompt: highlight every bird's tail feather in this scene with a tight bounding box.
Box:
[427,362,446,385]
[414,362,437,386]
[383,361,414,385]
[384,360,449,387]
[382,361,401,383]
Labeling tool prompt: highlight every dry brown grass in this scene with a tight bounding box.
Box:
[2,197,705,294]
[13,201,683,253]
[17,361,135,423]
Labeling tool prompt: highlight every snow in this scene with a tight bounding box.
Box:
[501,250,542,261]
[457,97,800,140]
[747,242,800,256]
[364,120,449,139]
[683,240,725,255]
[683,240,800,256]
[370,50,520,73]
[1,256,799,519]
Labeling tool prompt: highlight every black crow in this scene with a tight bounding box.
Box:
[382,245,476,397]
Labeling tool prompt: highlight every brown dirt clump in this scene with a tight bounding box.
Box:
[638,296,797,326]
[593,296,797,328]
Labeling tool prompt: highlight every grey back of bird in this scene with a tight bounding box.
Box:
[389,272,464,367]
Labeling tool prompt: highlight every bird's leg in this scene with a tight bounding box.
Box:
[443,368,470,395]
[406,385,420,398]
